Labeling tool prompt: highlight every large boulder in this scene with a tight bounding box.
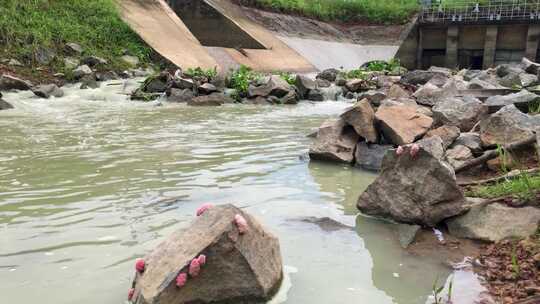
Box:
[354,143,393,171]
[375,104,433,145]
[521,57,540,75]
[295,75,317,99]
[357,137,467,226]
[167,88,195,103]
[248,75,293,98]
[32,84,64,99]
[447,203,540,242]
[480,104,539,146]
[142,72,172,93]
[484,90,540,113]
[187,93,233,106]
[0,75,32,91]
[357,90,387,106]
[340,99,378,143]
[309,118,359,163]
[386,84,410,99]
[345,79,370,93]
[130,204,283,304]
[424,125,460,149]
[432,96,488,132]
[73,65,93,80]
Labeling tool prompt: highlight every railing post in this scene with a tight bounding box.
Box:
[483,25,499,68]
[446,25,459,68]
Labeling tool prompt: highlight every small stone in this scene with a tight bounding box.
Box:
[81,56,108,67]
[64,43,83,55]
[72,65,93,80]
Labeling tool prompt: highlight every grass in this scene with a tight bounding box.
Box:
[0,0,152,72]
[468,171,540,201]
[238,0,420,24]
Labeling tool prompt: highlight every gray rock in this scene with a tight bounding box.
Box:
[376,75,401,88]
[519,73,538,87]
[335,74,347,86]
[131,204,283,304]
[72,65,93,79]
[82,56,108,67]
[0,75,33,91]
[452,132,483,153]
[401,70,446,85]
[32,84,64,98]
[172,77,195,90]
[64,57,80,70]
[7,59,23,66]
[142,72,171,93]
[316,68,339,82]
[447,203,540,242]
[120,55,139,67]
[340,99,378,143]
[428,66,452,77]
[463,69,483,81]
[498,73,523,88]
[187,92,233,106]
[354,143,393,171]
[485,90,540,113]
[198,83,217,95]
[248,75,293,98]
[223,88,238,100]
[309,118,359,163]
[64,43,83,55]
[307,89,324,101]
[0,98,13,110]
[432,96,488,131]
[246,96,271,105]
[315,78,331,88]
[280,91,299,104]
[380,98,418,107]
[496,64,524,78]
[357,142,466,227]
[35,47,56,65]
[413,81,458,106]
[295,75,316,99]
[445,145,473,169]
[424,125,460,149]
[396,224,421,249]
[167,88,194,103]
[375,104,434,145]
[345,79,370,93]
[467,78,501,90]
[95,71,118,81]
[480,104,539,146]
[80,76,99,89]
[357,90,386,106]
[521,57,540,75]
[416,136,446,160]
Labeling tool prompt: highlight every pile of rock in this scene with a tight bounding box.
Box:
[309,58,540,238]
[129,204,283,304]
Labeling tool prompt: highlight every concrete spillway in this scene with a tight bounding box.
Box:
[118,0,401,72]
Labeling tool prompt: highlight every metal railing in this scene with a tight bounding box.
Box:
[420,0,540,24]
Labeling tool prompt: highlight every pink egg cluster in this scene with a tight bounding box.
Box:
[176,273,188,288]
[128,288,135,301]
[234,214,248,234]
[196,203,214,216]
[135,259,145,273]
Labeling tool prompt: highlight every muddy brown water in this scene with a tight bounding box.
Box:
[0,79,460,304]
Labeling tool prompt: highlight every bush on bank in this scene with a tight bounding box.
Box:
[0,0,151,72]
[235,0,420,24]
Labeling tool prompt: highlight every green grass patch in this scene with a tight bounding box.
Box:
[467,172,540,202]
[239,0,420,24]
[0,0,151,72]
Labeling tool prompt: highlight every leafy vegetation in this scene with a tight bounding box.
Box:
[239,0,419,24]
[340,59,405,79]
[0,0,151,71]
[226,65,262,95]
[430,275,453,304]
[184,67,218,81]
[468,171,540,201]
[276,71,296,85]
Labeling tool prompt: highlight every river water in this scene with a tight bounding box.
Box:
[0,80,452,304]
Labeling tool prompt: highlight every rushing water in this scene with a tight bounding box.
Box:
[0,80,452,304]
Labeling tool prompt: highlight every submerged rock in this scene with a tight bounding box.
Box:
[0,97,13,110]
[354,143,393,171]
[309,118,359,163]
[357,138,467,227]
[340,99,378,143]
[130,204,283,304]
[375,104,433,145]
[396,224,421,249]
[447,203,540,242]
[0,74,33,91]
[32,84,64,99]
[187,93,233,106]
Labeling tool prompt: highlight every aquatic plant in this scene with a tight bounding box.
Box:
[184,67,218,81]
[276,71,296,85]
